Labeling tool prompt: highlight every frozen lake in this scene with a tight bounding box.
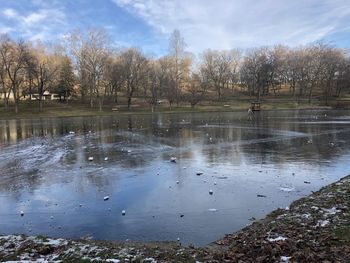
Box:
[1,110,350,246]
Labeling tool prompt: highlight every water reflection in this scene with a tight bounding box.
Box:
[0,110,350,246]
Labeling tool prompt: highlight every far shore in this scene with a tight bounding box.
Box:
[0,99,338,120]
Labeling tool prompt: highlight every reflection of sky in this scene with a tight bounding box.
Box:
[1,110,350,246]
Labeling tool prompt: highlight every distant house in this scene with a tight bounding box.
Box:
[1,90,62,102]
[30,91,60,101]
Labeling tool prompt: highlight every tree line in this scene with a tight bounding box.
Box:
[1,28,350,113]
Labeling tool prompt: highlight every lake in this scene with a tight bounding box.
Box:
[1,110,350,246]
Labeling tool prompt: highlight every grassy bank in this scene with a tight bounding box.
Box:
[0,99,334,120]
[1,175,349,262]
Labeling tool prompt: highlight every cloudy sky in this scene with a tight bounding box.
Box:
[1,0,350,55]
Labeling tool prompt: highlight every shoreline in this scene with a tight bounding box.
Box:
[1,175,349,262]
[0,103,335,120]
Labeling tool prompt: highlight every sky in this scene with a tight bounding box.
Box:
[0,0,350,56]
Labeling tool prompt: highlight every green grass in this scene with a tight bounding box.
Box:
[0,99,338,120]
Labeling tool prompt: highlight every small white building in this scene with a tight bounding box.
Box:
[30,91,60,100]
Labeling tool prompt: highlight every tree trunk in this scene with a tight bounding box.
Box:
[98,97,103,112]
[217,85,221,100]
[3,97,8,110]
[15,101,18,113]
[308,86,313,104]
[127,96,132,110]
[39,100,43,112]
[90,96,93,108]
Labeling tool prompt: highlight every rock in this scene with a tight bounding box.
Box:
[209,189,213,195]
[88,157,94,161]
[176,180,179,184]
[180,214,184,218]
[196,172,203,176]
[170,157,177,163]
[20,211,24,216]
[122,210,126,216]
[257,194,267,198]
[104,196,110,201]
[304,181,311,184]
[104,157,109,161]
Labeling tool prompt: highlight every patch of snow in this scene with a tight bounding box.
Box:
[43,238,66,246]
[323,207,341,216]
[280,256,291,262]
[301,213,311,219]
[279,187,295,192]
[267,236,287,242]
[315,220,330,227]
[144,258,157,263]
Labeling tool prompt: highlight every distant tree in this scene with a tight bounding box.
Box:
[145,60,159,112]
[240,47,272,101]
[26,44,59,111]
[104,55,124,104]
[185,72,206,108]
[168,29,191,105]
[201,49,237,100]
[0,35,8,109]
[68,28,111,110]
[119,48,148,110]
[54,56,75,102]
[0,37,28,113]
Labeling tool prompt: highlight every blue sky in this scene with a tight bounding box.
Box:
[1,0,350,56]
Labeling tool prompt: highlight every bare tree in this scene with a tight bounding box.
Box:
[185,72,206,108]
[168,29,191,105]
[104,55,124,104]
[26,44,59,111]
[0,35,8,109]
[119,48,148,110]
[201,49,234,100]
[0,37,28,113]
[68,28,111,110]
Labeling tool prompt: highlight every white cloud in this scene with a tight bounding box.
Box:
[0,25,13,34]
[23,11,47,26]
[1,7,66,42]
[3,8,18,19]
[112,0,350,52]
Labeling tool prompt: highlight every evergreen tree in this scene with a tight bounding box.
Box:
[55,56,75,101]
